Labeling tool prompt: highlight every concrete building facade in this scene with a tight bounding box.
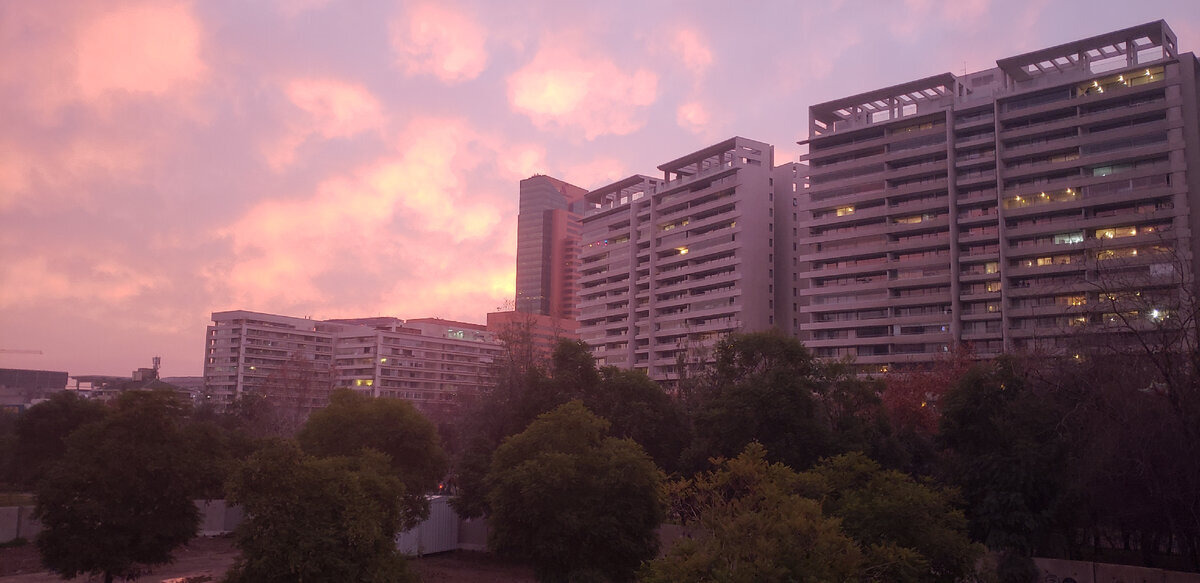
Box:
[203,311,500,412]
[577,137,801,382]
[798,21,1200,371]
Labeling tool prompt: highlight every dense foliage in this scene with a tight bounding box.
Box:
[33,391,207,583]
[299,388,448,528]
[646,443,981,583]
[452,337,686,518]
[223,442,416,583]
[487,401,664,583]
[682,331,893,472]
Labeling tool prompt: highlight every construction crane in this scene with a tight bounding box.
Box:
[0,349,43,355]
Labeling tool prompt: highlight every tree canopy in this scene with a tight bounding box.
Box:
[33,391,202,583]
[298,388,448,528]
[647,443,981,583]
[645,443,863,583]
[487,400,664,583]
[683,331,892,472]
[453,339,686,518]
[224,441,416,583]
[13,391,107,488]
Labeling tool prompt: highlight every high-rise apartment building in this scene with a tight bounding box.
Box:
[203,311,500,412]
[577,137,801,382]
[516,175,589,319]
[798,21,1200,371]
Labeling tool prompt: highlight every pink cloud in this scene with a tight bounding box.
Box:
[676,101,712,136]
[75,2,207,100]
[0,133,148,213]
[0,255,167,310]
[391,3,489,83]
[670,28,713,74]
[220,117,529,313]
[507,37,659,140]
[267,78,385,170]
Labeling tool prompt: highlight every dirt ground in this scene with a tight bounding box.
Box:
[0,537,536,583]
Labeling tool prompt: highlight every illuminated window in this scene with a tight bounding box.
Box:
[1053,232,1084,245]
[985,262,999,274]
[1095,226,1137,239]
[985,281,1001,293]
[836,206,855,216]
[895,215,924,224]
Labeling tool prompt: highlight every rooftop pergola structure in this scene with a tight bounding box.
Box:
[582,175,659,214]
[808,73,958,138]
[996,20,1177,83]
[806,20,1179,140]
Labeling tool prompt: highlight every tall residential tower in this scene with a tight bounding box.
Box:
[577,137,801,382]
[798,21,1200,371]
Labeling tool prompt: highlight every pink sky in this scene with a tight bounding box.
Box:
[2,0,1198,377]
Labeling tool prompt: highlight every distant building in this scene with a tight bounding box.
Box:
[203,311,501,415]
[576,137,801,383]
[486,310,579,361]
[798,20,1200,370]
[516,175,589,319]
[0,368,68,412]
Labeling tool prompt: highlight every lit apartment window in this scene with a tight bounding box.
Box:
[1053,232,1084,245]
[836,205,855,216]
[1095,226,1138,239]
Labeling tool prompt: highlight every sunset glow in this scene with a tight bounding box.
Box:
[1,0,1197,376]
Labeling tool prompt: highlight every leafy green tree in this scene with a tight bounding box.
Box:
[644,443,864,583]
[684,331,897,472]
[938,358,1068,566]
[487,401,664,583]
[803,452,983,583]
[13,391,107,488]
[454,339,686,517]
[34,391,201,583]
[224,441,416,583]
[298,388,448,528]
[584,366,690,473]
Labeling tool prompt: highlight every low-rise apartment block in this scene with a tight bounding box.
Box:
[203,311,500,413]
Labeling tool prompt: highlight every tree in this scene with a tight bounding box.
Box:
[258,352,335,434]
[683,331,831,472]
[453,339,686,517]
[13,391,107,488]
[684,331,896,473]
[644,443,864,583]
[487,401,664,583]
[298,388,448,528]
[803,452,983,583]
[584,366,690,473]
[878,346,977,476]
[938,358,1069,573]
[34,391,202,583]
[224,441,416,583]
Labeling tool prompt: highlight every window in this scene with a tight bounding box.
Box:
[1054,232,1084,245]
[1095,226,1137,239]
